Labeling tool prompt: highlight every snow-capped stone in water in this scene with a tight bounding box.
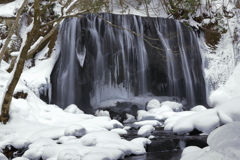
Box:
[130,137,151,154]
[64,104,84,114]
[95,110,110,117]
[190,105,207,112]
[64,124,86,137]
[80,131,121,146]
[173,109,220,135]
[123,126,131,130]
[11,138,30,149]
[57,149,82,160]
[148,135,155,139]
[146,99,160,111]
[137,125,155,137]
[0,153,7,160]
[137,110,162,121]
[123,113,136,123]
[182,122,240,159]
[148,104,173,114]
[161,101,183,112]
[110,128,127,135]
[163,111,196,131]
[133,120,162,129]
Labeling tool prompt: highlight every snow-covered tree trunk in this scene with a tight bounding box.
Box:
[0,0,41,124]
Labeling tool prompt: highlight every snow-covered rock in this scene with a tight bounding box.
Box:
[173,109,220,135]
[161,101,183,112]
[137,125,155,137]
[64,104,84,114]
[190,105,207,112]
[64,124,86,137]
[110,128,128,135]
[0,153,7,160]
[133,120,162,129]
[181,122,240,160]
[11,138,30,149]
[146,99,160,111]
[172,97,240,134]
[95,110,110,117]
[123,113,136,123]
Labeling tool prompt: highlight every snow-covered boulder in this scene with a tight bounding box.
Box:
[95,110,110,117]
[164,111,196,131]
[133,120,162,129]
[190,105,207,112]
[161,101,183,112]
[173,109,220,135]
[123,113,136,123]
[110,128,128,135]
[137,110,163,121]
[148,104,173,114]
[137,125,155,137]
[172,97,240,135]
[11,138,30,149]
[64,104,84,114]
[181,122,240,160]
[0,153,7,160]
[146,99,160,111]
[64,124,86,137]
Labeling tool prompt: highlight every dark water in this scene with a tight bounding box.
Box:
[125,151,182,160]
[123,127,207,160]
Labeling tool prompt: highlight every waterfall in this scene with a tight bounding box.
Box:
[50,13,206,111]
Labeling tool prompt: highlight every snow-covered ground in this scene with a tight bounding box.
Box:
[0,0,240,159]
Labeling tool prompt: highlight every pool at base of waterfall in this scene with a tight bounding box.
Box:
[123,127,207,160]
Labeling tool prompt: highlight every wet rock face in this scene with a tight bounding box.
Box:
[49,13,207,111]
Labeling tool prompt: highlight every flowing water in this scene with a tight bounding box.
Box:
[50,14,206,111]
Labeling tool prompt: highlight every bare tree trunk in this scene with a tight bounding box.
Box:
[0,0,28,66]
[0,0,41,124]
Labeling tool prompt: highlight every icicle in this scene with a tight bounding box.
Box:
[76,38,86,67]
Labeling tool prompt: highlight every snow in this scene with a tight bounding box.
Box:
[0,0,240,159]
[64,124,86,137]
[172,97,240,135]
[133,120,162,129]
[146,99,160,111]
[110,128,127,135]
[0,0,24,17]
[137,125,155,137]
[209,63,240,107]
[95,110,110,117]
[64,104,84,114]
[181,122,240,160]
[0,153,7,160]
[190,105,207,112]
[123,113,136,123]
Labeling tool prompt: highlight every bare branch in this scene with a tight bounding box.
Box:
[0,0,28,65]
[26,22,60,59]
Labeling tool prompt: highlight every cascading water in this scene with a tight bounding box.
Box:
[50,13,207,111]
[154,18,180,98]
